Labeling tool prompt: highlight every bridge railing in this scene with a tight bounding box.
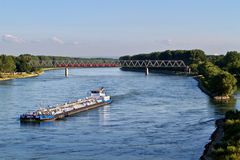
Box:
[28,60,120,67]
[28,60,187,68]
[118,60,186,68]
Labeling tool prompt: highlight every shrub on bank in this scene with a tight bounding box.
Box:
[212,110,240,160]
[197,62,237,97]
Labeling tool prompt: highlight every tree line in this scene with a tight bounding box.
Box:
[119,49,207,65]
[0,54,114,73]
[208,51,240,76]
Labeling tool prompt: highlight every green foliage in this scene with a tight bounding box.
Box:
[208,51,240,76]
[189,63,199,72]
[0,54,115,73]
[0,55,16,72]
[209,72,237,96]
[207,55,225,67]
[212,110,240,160]
[16,55,34,73]
[119,55,131,60]
[197,61,221,77]
[223,51,240,75]
[197,62,237,96]
[119,49,206,65]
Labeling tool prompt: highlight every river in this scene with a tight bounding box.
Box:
[0,68,239,160]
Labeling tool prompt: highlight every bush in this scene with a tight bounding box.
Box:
[197,62,237,96]
[226,146,237,154]
[212,111,240,160]
[209,72,237,96]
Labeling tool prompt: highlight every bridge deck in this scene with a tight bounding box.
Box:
[29,60,188,68]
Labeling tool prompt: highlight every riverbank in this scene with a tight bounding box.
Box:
[201,110,240,159]
[0,68,61,81]
[200,119,225,160]
[0,71,44,81]
[42,67,62,71]
[194,76,231,101]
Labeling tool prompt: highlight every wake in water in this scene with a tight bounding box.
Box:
[111,89,141,102]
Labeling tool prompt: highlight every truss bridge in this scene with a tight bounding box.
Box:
[29,60,189,76]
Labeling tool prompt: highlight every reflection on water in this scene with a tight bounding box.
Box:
[0,68,239,160]
[20,121,56,127]
[99,105,111,125]
[208,97,237,116]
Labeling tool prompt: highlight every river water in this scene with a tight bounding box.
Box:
[0,68,239,160]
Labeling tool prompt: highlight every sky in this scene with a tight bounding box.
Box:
[0,0,240,57]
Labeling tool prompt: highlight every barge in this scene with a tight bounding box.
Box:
[20,87,112,122]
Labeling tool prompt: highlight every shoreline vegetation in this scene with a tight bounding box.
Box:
[201,110,240,160]
[0,71,43,81]
[0,54,113,81]
[194,76,231,101]
[0,68,61,81]
[196,62,237,101]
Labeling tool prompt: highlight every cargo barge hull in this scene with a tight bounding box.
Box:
[20,87,112,122]
[20,101,111,122]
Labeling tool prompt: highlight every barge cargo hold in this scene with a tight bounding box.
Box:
[20,88,112,122]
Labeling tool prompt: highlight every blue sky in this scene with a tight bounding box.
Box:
[0,0,239,57]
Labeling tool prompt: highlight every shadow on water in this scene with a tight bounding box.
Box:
[20,121,57,127]
[0,80,14,86]
[208,97,237,116]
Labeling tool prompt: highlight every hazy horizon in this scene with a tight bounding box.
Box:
[1,0,240,57]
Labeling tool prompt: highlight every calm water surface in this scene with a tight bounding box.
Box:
[0,68,239,160]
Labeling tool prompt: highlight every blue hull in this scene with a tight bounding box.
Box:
[20,100,112,122]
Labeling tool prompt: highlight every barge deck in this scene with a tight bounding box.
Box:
[20,88,112,122]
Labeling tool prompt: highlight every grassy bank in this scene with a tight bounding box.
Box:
[0,71,43,81]
[197,62,237,100]
[41,67,62,71]
[0,67,63,81]
[201,110,240,160]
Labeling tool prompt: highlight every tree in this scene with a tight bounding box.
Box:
[0,56,2,71]
[0,55,16,72]
[197,62,237,96]
[209,72,237,96]
[223,51,240,75]
[119,55,131,60]
[197,62,221,78]
[16,55,33,73]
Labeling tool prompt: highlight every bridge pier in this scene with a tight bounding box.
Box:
[186,66,191,75]
[145,67,149,75]
[188,67,191,74]
[65,67,69,77]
